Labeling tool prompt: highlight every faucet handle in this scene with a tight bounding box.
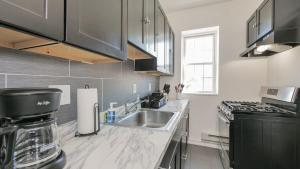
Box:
[109,102,118,109]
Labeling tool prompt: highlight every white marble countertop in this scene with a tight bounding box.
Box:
[59,99,189,169]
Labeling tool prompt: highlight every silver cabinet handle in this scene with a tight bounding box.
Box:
[181,154,188,160]
[182,131,188,137]
[184,114,188,119]
[143,18,151,24]
[143,17,148,24]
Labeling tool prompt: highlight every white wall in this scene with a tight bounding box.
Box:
[160,0,267,147]
[267,46,300,86]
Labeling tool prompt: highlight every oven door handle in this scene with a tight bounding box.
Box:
[218,111,230,125]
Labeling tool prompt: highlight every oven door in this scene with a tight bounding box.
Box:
[218,110,231,169]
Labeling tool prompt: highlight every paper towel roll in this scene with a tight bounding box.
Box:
[77,88,99,135]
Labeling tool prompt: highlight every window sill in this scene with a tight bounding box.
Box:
[182,91,219,96]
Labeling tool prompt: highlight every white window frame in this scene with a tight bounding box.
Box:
[181,26,219,95]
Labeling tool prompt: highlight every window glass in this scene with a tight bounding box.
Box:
[182,27,219,94]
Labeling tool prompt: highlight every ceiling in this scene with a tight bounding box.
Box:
[159,0,232,13]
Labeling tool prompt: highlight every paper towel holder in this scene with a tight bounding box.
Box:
[75,103,100,137]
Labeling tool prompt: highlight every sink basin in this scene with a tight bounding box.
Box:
[116,110,177,131]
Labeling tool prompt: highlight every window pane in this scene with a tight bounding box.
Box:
[185,77,203,92]
[185,35,214,64]
[194,65,204,77]
[182,27,218,94]
[203,78,213,92]
[184,65,194,84]
[204,64,213,78]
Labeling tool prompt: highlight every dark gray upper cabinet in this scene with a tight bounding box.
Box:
[165,21,171,73]
[247,13,258,47]
[133,1,175,76]
[128,0,157,56]
[165,23,175,76]
[0,0,64,41]
[257,0,273,39]
[128,0,145,50]
[156,6,165,72]
[246,0,274,47]
[66,0,128,60]
[169,31,175,75]
[145,0,157,56]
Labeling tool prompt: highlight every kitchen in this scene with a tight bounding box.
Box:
[0,0,299,169]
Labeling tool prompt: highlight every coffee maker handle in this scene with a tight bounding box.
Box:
[0,125,18,169]
[0,126,17,134]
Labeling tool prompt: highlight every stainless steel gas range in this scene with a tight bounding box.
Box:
[217,87,300,169]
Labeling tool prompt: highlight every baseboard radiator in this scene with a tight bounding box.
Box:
[201,133,222,145]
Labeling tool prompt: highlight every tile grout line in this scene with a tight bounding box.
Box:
[121,62,123,79]
[4,74,7,88]
[68,60,71,77]
[0,73,117,80]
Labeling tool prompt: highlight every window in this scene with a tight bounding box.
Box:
[181,27,219,95]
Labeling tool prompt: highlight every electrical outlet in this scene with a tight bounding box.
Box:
[133,84,137,94]
[148,83,152,91]
[49,85,70,105]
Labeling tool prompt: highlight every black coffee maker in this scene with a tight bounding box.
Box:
[0,88,66,169]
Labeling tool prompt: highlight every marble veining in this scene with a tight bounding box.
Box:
[58,100,189,169]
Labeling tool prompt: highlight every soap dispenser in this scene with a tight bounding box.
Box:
[107,102,117,123]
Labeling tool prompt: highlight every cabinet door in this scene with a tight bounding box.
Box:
[165,21,170,74]
[145,0,157,56]
[170,155,176,169]
[269,121,297,169]
[235,119,266,169]
[176,139,181,169]
[0,0,64,41]
[156,6,165,72]
[257,0,274,39]
[247,13,258,47]
[169,30,175,75]
[128,0,146,50]
[297,122,300,169]
[181,112,189,169]
[235,117,298,169]
[66,0,127,60]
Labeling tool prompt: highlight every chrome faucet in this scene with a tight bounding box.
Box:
[124,98,148,115]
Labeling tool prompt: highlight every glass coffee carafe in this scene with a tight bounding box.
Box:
[13,117,61,168]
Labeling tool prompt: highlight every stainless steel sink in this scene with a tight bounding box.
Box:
[116,110,178,131]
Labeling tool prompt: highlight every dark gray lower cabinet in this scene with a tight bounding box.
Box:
[298,122,300,169]
[0,0,64,41]
[234,115,299,169]
[181,109,189,169]
[66,0,128,60]
[161,108,190,169]
[176,138,182,169]
[160,124,181,169]
[160,140,180,169]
